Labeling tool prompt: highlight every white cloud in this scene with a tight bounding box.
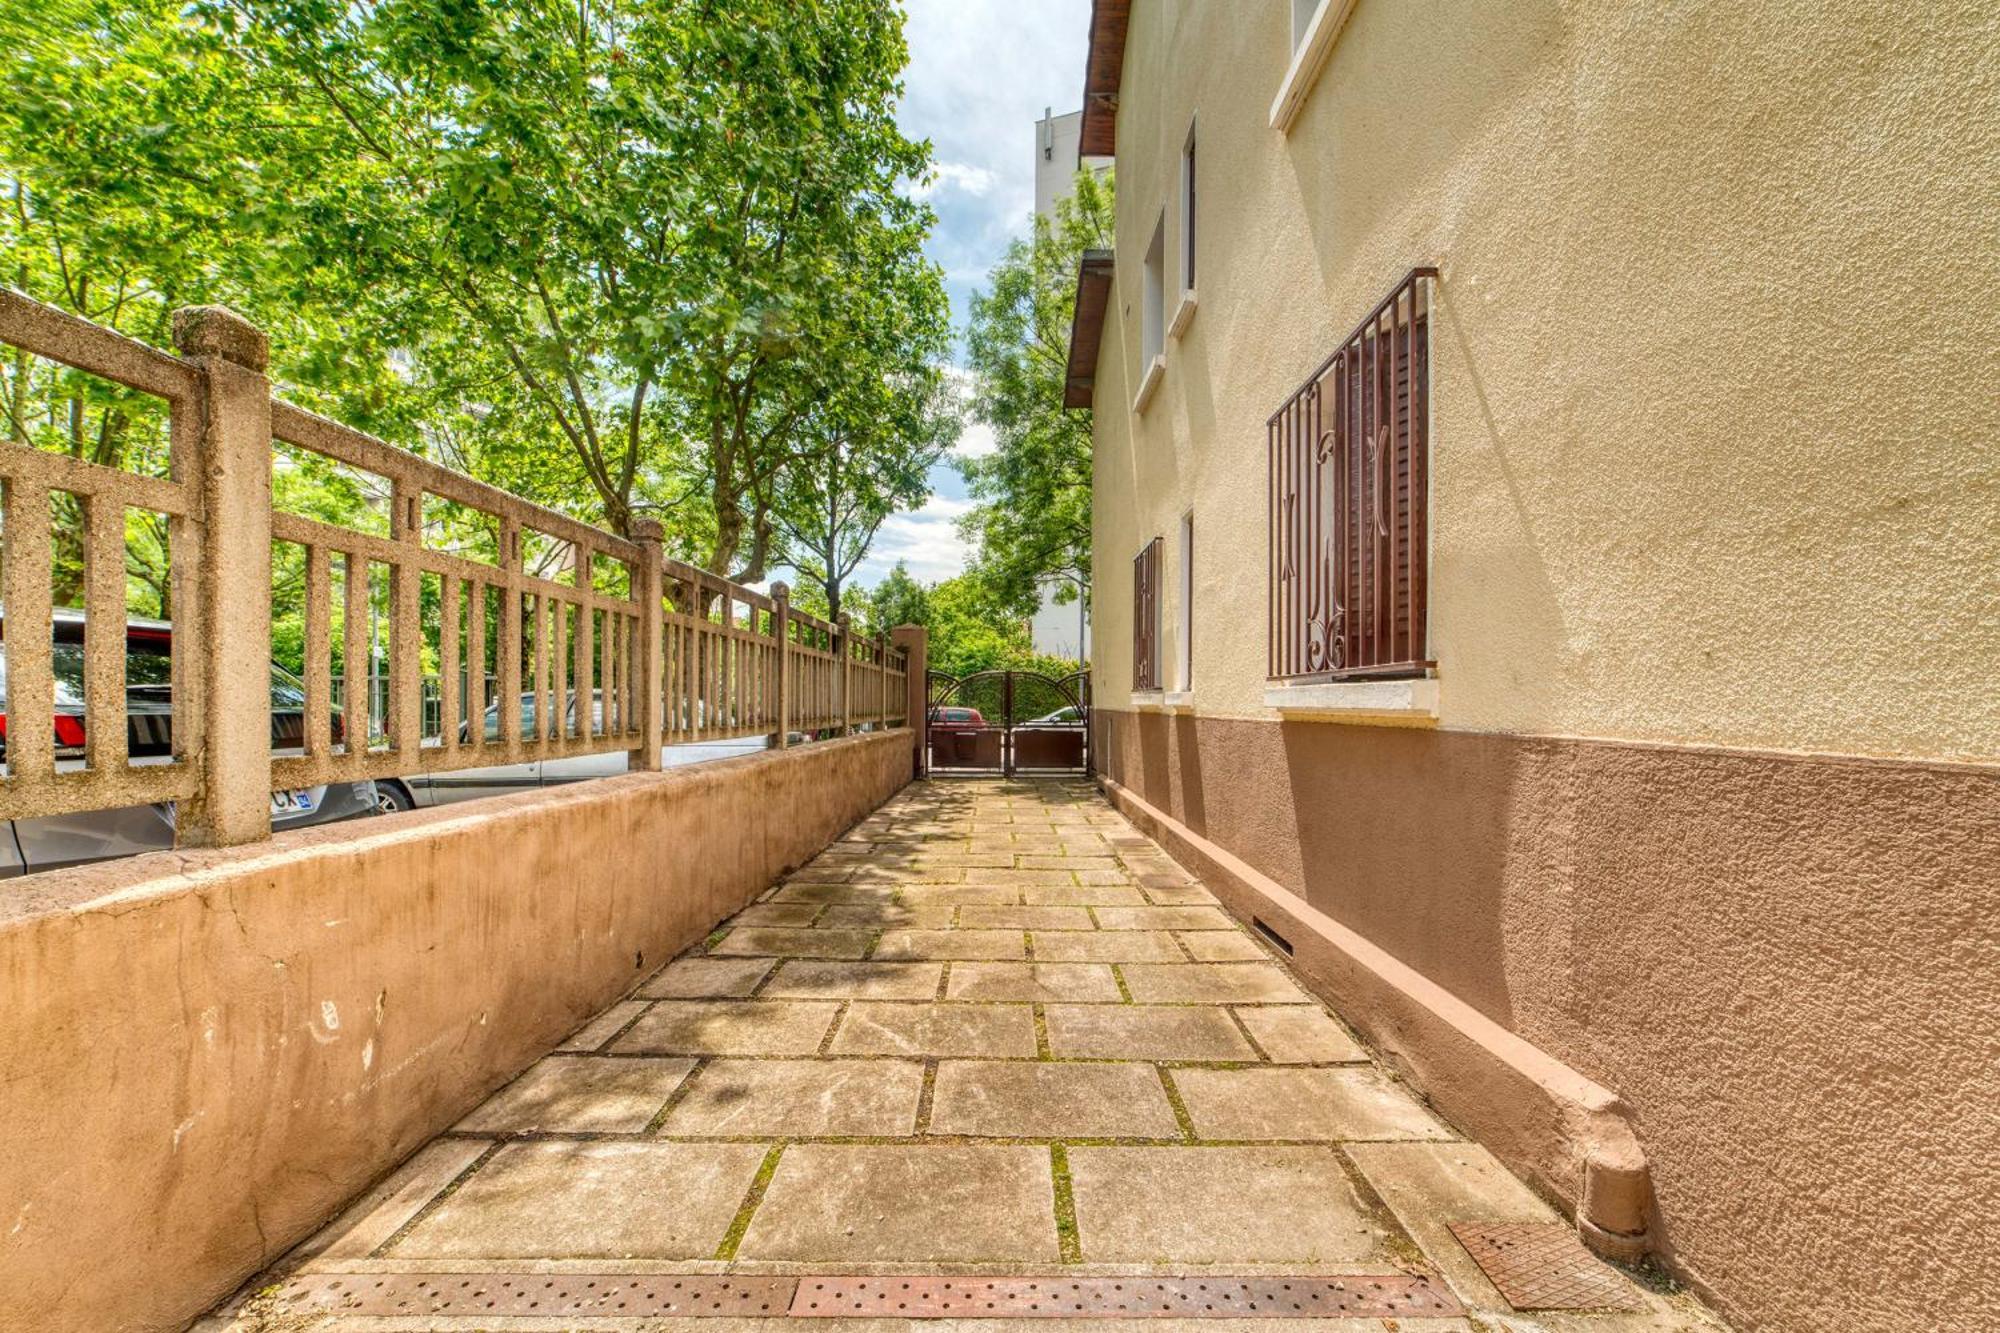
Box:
[954,421,998,459]
[860,493,976,585]
[912,161,1001,201]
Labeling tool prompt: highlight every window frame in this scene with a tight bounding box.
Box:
[1272,0,1360,133]
[1170,120,1199,340]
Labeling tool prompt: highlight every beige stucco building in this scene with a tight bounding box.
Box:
[1067,2,1999,1330]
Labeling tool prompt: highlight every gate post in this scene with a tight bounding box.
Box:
[891,623,927,779]
[172,305,273,847]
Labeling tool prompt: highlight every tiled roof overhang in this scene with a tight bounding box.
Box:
[1063,249,1116,410]
[1078,0,1129,159]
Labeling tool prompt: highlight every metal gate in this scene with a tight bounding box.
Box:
[926,670,1090,776]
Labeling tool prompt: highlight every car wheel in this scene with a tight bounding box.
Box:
[375,782,416,815]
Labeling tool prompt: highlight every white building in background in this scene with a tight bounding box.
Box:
[1027,109,1109,663]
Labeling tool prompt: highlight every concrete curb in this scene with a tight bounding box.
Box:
[1095,772,1655,1258]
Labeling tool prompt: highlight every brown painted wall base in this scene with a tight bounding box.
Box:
[1093,708,2000,1333]
[0,731,912,1333]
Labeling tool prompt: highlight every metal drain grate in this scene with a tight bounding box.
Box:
[1448,1222,1642,1311]
[276,1273,797,1318]
[788,1275,1462,1319]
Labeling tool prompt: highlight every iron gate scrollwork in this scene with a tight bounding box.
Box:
[926,670,1090,776]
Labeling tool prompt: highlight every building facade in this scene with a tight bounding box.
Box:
[1067,2,1999,1331]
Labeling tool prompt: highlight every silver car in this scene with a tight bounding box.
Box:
[0,610,378,877]
[374,691,772,811]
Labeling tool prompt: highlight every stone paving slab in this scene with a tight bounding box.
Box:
[1042,1004,1258,1062]
[393,1141,769,1259]
[1021,883,1149,906]
[1177,930,1271,962]
[612,1001,842,1057]
[736,1145,1060,1263]
[1093,906,1236,932]
[639,957,775,999]
[1173,1067,1455,1142]
[828,1002,1038,1058]
[1029,929,1186,963]
[815,902,957,930]
[556,1000,650,1051]
[958,904,1097,931]
[1120,962,1312,1004]
[1235,1005,1369,1063]
[212,778,1727,1333]
[875,928,1027,961]
[660,1059,925,1137]
[712,927,877,960]
[1066,1146,1393,1264]
[456,1056,695,1134]
[763,961,944,1000]
[928,1060,1181,1139]
[945,961,1123,1003]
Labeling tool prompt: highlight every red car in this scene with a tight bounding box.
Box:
[927,705,987,733]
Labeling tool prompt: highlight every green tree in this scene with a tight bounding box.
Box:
[854,563,1078,682]
[778,363,958,624]
[959,166,1112,627]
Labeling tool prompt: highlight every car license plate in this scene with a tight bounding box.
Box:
[270,788,316,815]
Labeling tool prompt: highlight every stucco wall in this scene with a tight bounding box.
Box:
[1096,708,2000,1333]
[1090,0,2000,761]
[0,731,913,1333]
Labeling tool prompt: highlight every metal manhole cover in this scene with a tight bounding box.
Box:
[276,1273,796,1318]
[788,1275,1462,1319]
[1448,1222,1641,1311]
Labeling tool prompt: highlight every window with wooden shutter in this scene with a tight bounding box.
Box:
[1268,268,1436,681]
[1133,537,1163,691]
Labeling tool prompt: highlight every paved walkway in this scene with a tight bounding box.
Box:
[207,779,1723,1332]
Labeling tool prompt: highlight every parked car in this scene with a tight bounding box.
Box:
[928,705,988,732]
[374,690,775,811]
[1019,706,1084,728]
[0,609,378,876]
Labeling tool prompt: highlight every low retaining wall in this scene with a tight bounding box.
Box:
[1093,708,2000,1333]
[0,730,913,1333]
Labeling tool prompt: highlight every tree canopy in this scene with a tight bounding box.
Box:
[958,165,1112,624]
[0,0,954,596]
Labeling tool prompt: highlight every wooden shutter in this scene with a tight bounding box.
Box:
[1267,269,1434,680]
[1132,538,1162,690]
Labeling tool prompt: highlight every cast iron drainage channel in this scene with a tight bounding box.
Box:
[275,1272,1463,1319]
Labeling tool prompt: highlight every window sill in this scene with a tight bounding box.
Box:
[1168,291,1197,340]
[1271,0,1359,133]
[1264,677,1438,726]
[1131,690,1194,715]
[1132,355,1166,413]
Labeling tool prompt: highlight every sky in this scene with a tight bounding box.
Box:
[815,0,1094,594]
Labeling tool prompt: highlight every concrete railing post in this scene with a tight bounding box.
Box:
[631,520,665,770]
[387,480,423,760]
[891,623,928,779]
[836,612,854,735]
[171,305,273,847]
[771,582,792,750]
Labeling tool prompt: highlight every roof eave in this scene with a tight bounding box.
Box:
[1062,250,1117,411]
[1077,0,1129,161]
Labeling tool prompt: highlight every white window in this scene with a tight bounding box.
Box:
[1274,0,1358,133]
[1170,122,1199,339]
[1292,0,1322,50]
[1181,122,1197,295]
[1177,511,1194,691]
[1135,210,1167,410]
[1142,211,1165,362]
